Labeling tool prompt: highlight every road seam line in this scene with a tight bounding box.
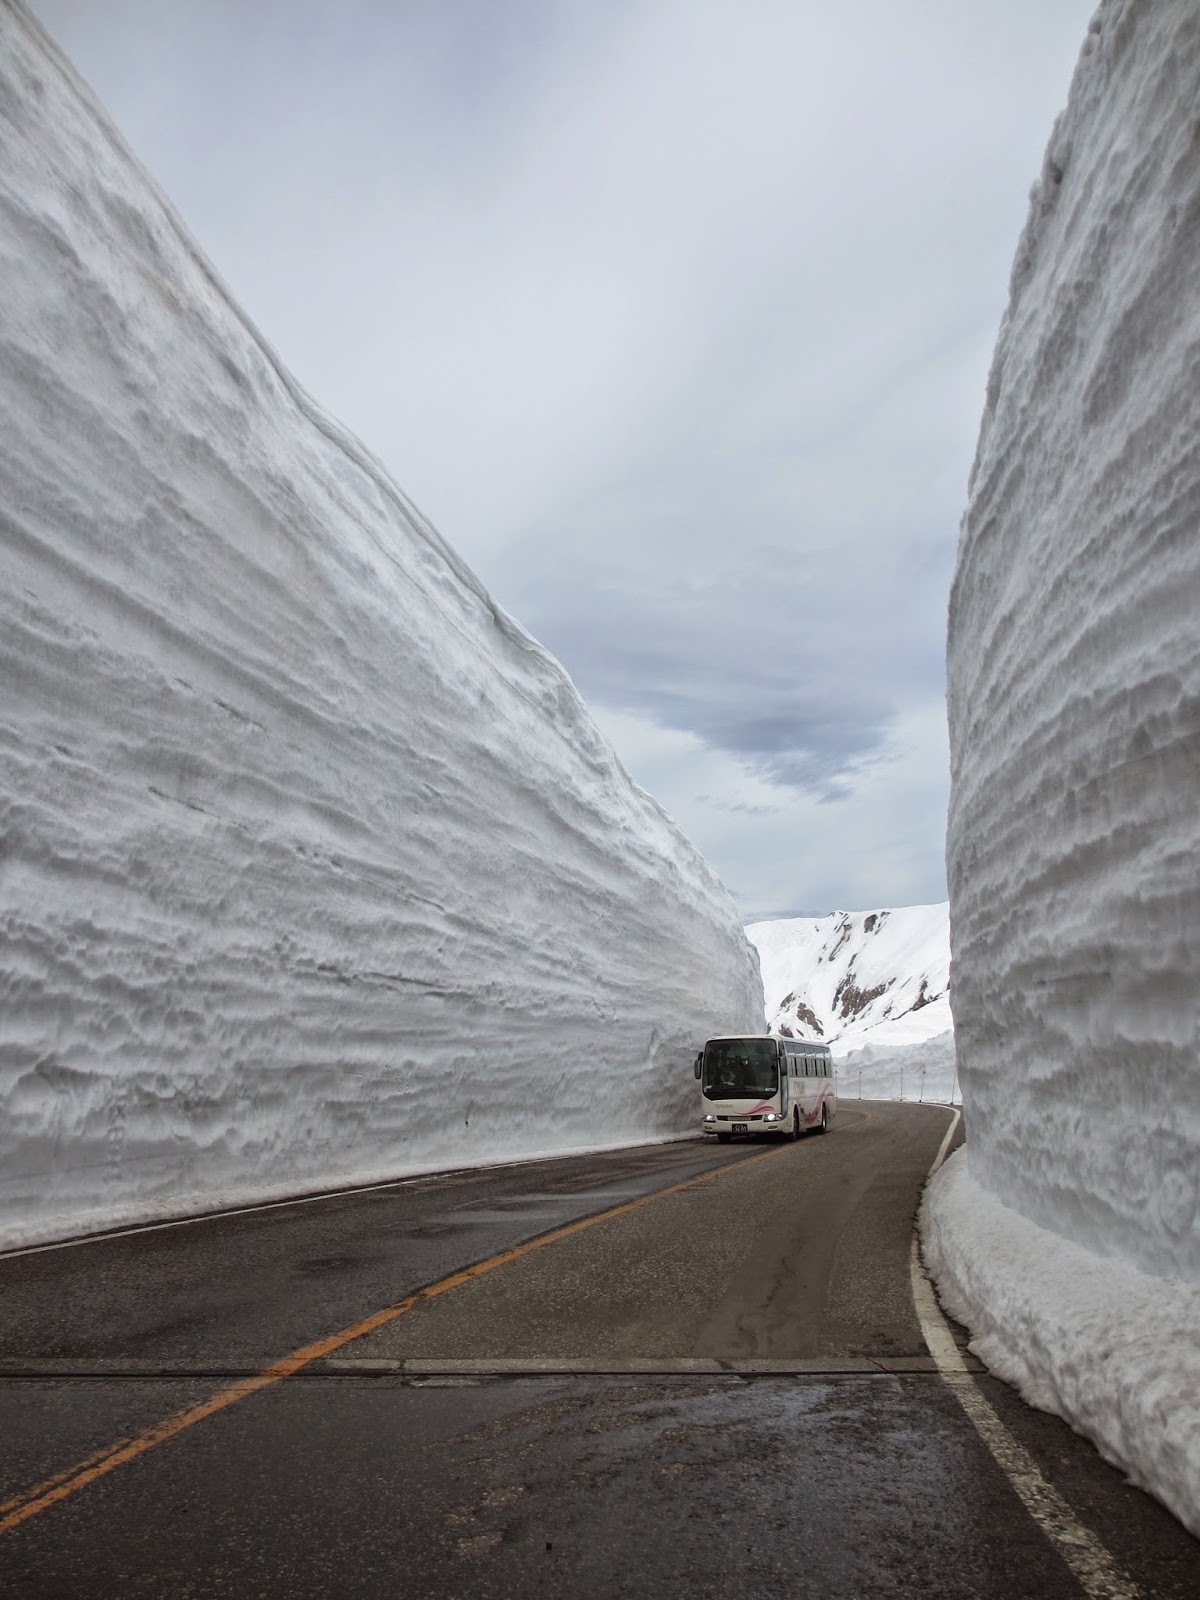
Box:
[0,1142,788,1536]
[0,1360,980,1380]
[910,1110,1140,1600]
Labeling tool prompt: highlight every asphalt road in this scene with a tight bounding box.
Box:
[0,1103,1196,1598]
[346,1098,949,1366]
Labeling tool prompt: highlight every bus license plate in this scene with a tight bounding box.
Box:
[732,1123,747,1134]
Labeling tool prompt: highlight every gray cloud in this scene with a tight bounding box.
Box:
[504,450,954,798]
[29,0,1098,909]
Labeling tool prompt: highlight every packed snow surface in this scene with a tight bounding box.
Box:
[936,0,1200,1536]
[0,4,763,1249]
[923,1152,1200,1540]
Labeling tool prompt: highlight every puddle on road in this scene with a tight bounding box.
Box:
[443,1206,574,1227]
[447,1185,657,1225]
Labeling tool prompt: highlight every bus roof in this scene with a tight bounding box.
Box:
[702,1034,829,1050]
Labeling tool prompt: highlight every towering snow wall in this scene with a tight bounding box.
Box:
[945,0,1200,1284]
[0,3,763,1248]
[930,0,1200,1536]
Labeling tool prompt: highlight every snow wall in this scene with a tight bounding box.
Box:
[0,3,763,1249]
[930,0,1200,1535]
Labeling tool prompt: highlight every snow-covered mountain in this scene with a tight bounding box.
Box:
[0,5,762,1250]
[746,904,951,1053]
[926,0,1200,1538]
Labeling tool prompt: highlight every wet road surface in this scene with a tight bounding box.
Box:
[1,1104,1197,1597]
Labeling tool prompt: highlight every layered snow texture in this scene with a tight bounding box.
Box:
[937,0,1200,1537]
[923,1151,1200,1540]
[946,0,1200,1286]
[747,904,951,1049]
[0,4,763,1249]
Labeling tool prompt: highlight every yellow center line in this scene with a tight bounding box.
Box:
[1,1142,788,1536]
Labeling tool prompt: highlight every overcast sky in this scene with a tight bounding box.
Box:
[29,0,1097,919]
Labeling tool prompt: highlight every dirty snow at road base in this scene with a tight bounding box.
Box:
[0,4,762,1251]
[746,905,957,1103]
[931,0,1200,1537]
[923,1152,1200,1540]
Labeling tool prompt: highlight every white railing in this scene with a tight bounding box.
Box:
[839,1064,961,1106]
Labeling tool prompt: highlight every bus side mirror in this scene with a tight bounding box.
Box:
[694,1053,703,1079]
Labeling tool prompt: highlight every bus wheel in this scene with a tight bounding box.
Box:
[717,1132,732,1144]
[818,1104,829,1134]
[789,1110,800,1141]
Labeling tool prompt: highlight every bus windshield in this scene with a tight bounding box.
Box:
[702,1039,779,1100]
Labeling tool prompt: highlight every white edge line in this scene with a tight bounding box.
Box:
[910,1110,1141,1600]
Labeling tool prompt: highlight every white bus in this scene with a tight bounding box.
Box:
[695,1035,836,1142]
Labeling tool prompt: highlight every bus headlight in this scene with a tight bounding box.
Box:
[764,1112,778,1122]
[703,1114,716,1123]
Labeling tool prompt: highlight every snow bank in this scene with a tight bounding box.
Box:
[0,3,763,1249]
[936,0,1200,1534]
[746,903,950,1046]
[923,1151,1200,1539]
